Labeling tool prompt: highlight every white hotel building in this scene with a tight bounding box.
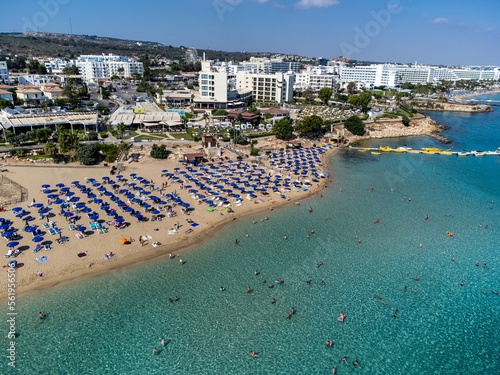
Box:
[340,65,399,89]
[43,58,76,73]
[76,54,143,83]
[236,71,295,103]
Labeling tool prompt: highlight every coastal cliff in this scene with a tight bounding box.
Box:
[341,114,451,144]
[404,100,493,113]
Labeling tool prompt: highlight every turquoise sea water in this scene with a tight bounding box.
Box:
[3,95,500,374]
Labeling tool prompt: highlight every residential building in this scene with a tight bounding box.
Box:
[0,89,13,102]
[18,74,56,86]
[0,61,9,84]
[76,54,144,83]
[241,57,301,74]
[236,71,295,103]
[43,58,76,73]
[294,71,337,92]
[16,86,43,104]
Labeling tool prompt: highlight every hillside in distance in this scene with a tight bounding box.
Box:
[0,32,272,62]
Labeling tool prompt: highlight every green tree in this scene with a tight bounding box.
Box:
[77,144,100,165]
[150,144,170,159]
[402,115,411,127]
[344,115,365,136]
[87,130,98,141]
[202,112,210,125]
[237,113,243,124]
[318,87,333,105]
[302,87,315,102]
[294,115,323,137]
[395,92,403,106]
[348,94,360,107]
[346,82,356,94]
[44,142,58,156]
[118,142,132,158]
[272,118,293,140]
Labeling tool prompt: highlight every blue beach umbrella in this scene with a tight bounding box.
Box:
[125,207,134,213]
[65,192,74,197]
[32,236,44,243]
[63,212,73,217]
[89,215,99,220]
[54,199,64,204]
[47,194,59,199]
[71,181,79,185]
[115,218,125,223]
[0,224,9,230]
[38,209,49,214]
[107,211,117,216]
[2,232,14,238]
[134,213,143,218]
[87,194,96,199]
[41,184,50,189]
[76,226,86,232]
[16,212,27,218]
[82,208,92,213]
[70,197,80,203]
[151,210,160,215]
[56,183,64,187]
[100,206,110,210]
[12,207,22,213]
[6,241,19,248]
[94,199,103,204]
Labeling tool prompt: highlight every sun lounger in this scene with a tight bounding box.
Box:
[35,256,47,263]
[54,227,60,234]
[43,222,49,228]
[44,244,50,251]
[33,244,42,253]
[69,225,75,231]
[48,228,56,235]
[5,250,13,258]
[89,222,96,230]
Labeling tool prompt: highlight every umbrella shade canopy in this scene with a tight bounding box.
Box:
[32,236,44,242]
[7,241,19,248]
[82,208,92,213]
[94,199,103,204]
[115,218,125,223]
[60,188,70,193]
[119,238,128,243]
[65,192,74,197]
[0,224,10,230]
[56,183,65,187]
[76,226,86,231]
[107,212,117,216]
[2,231,14,237]
[47,194,59,199]
[134,213,143,218]
[181,203,190,208]
[16,213,27,218]
[70,197,80,203]
[125,207,134,213]
[151,210,160,215]
[33,203,44,208]
[88,215,99,220]
[87,194,96,199]
[12,207,22,212]
[25,226,37,232]
[63,212,73,217]
[41,184,50,188]
[54,199,64,204]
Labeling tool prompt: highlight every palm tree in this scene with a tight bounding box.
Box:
[44,142,57,156]
[202,112,209,125]
[118,142,132,158]
[117,123,127,139]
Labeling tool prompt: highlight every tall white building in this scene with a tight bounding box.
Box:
[75,54,143,83]
[197,60,252,108]
[241,57,301,74]
[340,65,399,89]
[0,61,9,84]
[18,74,55,86]
[236,71,295,103]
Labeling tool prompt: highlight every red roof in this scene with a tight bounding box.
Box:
[227,111,260,121]
[260,107,289,115]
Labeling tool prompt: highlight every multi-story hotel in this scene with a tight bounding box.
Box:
[236,71,295,103]
[75,54,143,83]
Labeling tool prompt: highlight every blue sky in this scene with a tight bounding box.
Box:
[1,0,499,66]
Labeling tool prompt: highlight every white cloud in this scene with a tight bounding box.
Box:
[295,0,339,9]
[433,17,450,24]
[257,0,269,3]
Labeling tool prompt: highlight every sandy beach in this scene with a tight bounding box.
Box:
[0,147,334,299]
[454,89,500,102]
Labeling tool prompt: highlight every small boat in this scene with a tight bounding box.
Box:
[472,151,486,156]
[379,146,393,152]
[439,151,453,155]
[357,149,369,152]
[371,152,381,155]
[457,152,469,156]
[394,147,412,153]
[407,150,421,154]
[421,147,442,152]
[421,150,436,154]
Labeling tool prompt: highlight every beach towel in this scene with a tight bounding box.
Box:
[168,230,176,235]
[75,233,83,239]
[77,252,87,258]
[185,229,194,234]
[191,223,199,227]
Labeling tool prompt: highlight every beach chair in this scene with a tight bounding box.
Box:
[48,228,56,235]
[4,250,13,258]
[44,244,50,251]
[89,222,96,230]
[69,224,75,231]
[54,227,61,234]
[43,222,49,228]
[12,249,20,257]
[49,221,55,227]
[33,244,42,252]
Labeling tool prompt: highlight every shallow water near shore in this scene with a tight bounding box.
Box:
[3,97,500,374]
